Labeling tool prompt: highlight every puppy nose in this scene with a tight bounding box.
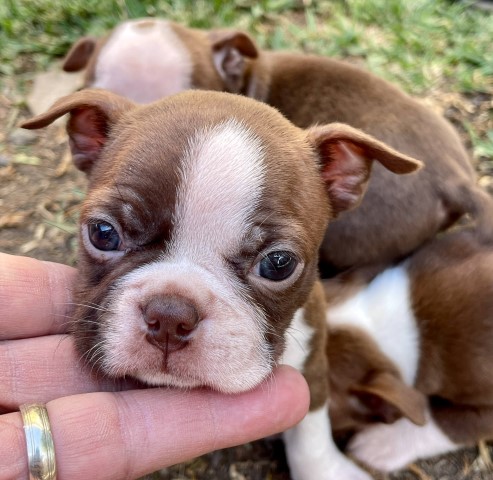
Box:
[143,296,200,353]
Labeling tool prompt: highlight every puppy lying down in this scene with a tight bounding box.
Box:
[22,89,422,479]
[326,227,493,473]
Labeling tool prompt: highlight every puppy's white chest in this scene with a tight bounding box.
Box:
[327,265,420,385]
[282,308,314,372]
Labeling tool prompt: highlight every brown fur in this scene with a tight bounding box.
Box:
[62,21,493,276]
[21,89,420,426]
[409,230,493,443]
[64,35,110,86]
[257,51,487,273]
[21,90,329,366]
[301,281,329,410]
[326,228,493,446]
[327,325,426,436]
[169,24,226,92]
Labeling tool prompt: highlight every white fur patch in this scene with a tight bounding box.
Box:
[283,405,372,480]
[348,409,458,472]
[170,118,266,260]
[93,19,192,103]
[98,120,272,393]
[327,265,420,385]
[281,308,313,372]
[100,260,272,393]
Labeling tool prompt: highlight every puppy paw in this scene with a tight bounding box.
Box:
[290,455,372,480]
[348,416,457,473]
[326,457,373,480]
[348,422,411,472]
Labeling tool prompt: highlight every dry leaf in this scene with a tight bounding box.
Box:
[0,211,30,228]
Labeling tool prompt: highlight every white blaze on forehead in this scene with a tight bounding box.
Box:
[170,118,266,260]
[93,19,193,103]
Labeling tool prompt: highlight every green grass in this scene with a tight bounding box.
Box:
[1,0,492,94]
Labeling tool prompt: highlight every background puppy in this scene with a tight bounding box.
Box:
[22,89,421,480]
[325,226,493,473]
[63,18,492,275]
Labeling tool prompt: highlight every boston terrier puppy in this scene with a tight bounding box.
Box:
[325,226,493,473]
[22,89,421,479]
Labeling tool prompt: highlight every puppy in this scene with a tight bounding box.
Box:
[63,19,490,275]
[21,89,421,479]
[325,226,493,473]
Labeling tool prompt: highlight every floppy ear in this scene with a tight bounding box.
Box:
[308,123,423,217]
[209,29,259,93]
[350,371,427,426]
[20,89,135,175]
[63,37,98,72]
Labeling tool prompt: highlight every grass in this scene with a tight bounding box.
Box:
[0,0,492,94]
[0,0,492,153]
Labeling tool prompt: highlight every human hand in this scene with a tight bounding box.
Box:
[0,253,309,479]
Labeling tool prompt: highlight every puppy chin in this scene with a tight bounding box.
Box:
[99,340,275,394]
[128,365,274,394]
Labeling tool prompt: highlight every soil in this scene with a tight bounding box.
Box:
[1,72,493,479]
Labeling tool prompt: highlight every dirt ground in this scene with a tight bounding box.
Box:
[1,71,493,479]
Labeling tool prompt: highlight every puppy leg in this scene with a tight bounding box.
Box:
[282,286,371,480]
[348,408,458,472]
[284,405,372,480]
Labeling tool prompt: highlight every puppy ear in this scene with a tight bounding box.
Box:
[20,89,135,175]
[63,37,97,72]
[350,371,427,426]
[209,30,259,93]
[308,123,423,217]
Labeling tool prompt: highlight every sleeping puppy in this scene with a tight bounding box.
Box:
[325,226,493,473]
[62,18,490,275]
[21,89,421,479]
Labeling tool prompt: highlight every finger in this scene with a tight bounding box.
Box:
[0,335,136,412]
[2,366,309,480]
[0,253,76,339]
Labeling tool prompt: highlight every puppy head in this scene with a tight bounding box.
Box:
[63,19,260,103]
[22,89,420,393]
[63,19,195,103]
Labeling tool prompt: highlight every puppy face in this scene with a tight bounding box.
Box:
[77,108,326,392]
[22,90,420,393]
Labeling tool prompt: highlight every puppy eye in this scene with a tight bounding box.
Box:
[258,251,297,281]
[88,222,121,251]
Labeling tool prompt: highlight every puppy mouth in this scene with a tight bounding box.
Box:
[88,307,274,393]
[100,330,201,387]
[76,257,276,393]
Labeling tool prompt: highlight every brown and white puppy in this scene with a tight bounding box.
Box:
[325,227,493,473]
[21,89,421,480]
[63,18,490,275]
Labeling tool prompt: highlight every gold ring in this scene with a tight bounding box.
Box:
[20,403,57,480]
